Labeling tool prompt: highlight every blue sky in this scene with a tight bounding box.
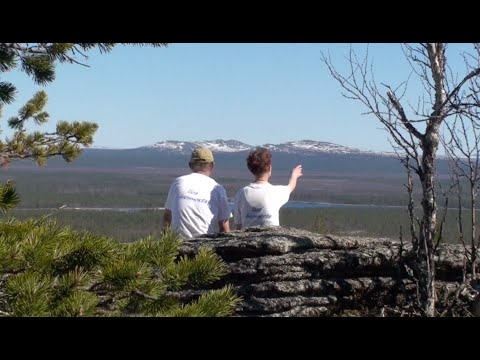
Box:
[1,43,473,152]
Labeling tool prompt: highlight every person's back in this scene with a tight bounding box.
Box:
[234,182,290,227]
[164,148,231,239]
[234,147,302,230]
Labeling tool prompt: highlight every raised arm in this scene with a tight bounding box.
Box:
[287,165,303,193]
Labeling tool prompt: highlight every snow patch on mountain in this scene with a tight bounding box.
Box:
[145,140,250,153]
[142,139,395,157]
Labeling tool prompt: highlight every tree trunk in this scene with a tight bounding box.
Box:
[418,128,439,316]
[472,186,477,280]
[417,43,446,317]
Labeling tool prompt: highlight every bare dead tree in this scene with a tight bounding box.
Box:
[322,43,480,316]
[442,111,480,280]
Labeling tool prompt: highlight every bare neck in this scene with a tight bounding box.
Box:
[254,173,270,183]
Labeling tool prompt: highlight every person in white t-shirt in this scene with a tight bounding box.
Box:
[163,148,232,239]
[234,147,303,230]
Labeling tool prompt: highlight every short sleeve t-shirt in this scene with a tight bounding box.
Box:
[233,182,290,229]
[165,173,232,239]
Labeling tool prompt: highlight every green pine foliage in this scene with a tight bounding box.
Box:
[2,90,99,166]
[0,181,20,213]
[0,219,241,317]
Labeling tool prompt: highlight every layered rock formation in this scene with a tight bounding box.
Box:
[178,227,479,316]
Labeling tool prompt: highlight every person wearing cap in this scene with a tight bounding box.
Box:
[234,147,303,230]
[163,148,232,239]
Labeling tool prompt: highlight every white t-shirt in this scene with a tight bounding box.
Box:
[165,173,232,239]
[234,182,290,229]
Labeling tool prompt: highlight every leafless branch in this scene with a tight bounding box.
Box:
[433,195,448,253]
[443,68,480,112]
[405,157,419,245]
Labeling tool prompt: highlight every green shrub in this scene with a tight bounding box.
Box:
[0,218,240,317]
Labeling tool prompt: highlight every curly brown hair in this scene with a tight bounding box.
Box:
[246,147,272,176]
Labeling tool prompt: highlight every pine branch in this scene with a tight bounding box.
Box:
[0,176,236,317]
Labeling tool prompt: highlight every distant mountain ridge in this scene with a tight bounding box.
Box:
[15,139,448,176]
[140,139,395,157]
